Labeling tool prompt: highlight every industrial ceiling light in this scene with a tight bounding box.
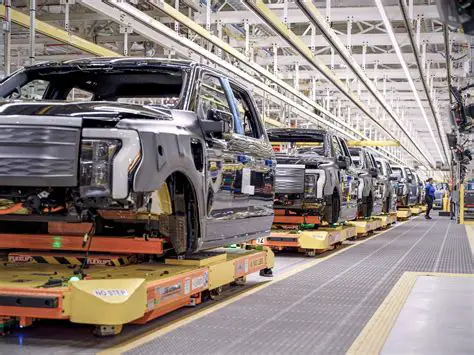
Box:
[375,0,445,165]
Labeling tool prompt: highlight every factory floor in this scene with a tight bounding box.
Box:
[1,216,472,355]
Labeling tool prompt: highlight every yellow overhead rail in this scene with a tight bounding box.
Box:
[347,140,401,147]
[0,5,119,57]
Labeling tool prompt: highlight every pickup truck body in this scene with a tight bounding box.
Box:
[391,165,418,207]
[434,182,449,209]
[268,128,358,224]
[0,58,275,254]
[375,157,398,213]
[349,147,381,217]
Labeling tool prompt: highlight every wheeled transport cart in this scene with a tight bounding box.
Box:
[397,208,412,220]
[0,233,274,336]
[350,218,383,238]
[373,212,397,229]
[258,224,357,257]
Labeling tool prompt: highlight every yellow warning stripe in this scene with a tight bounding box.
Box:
[347,272,474,354]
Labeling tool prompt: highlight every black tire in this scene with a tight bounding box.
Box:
[362,193,374,218]
[383,196,391,214]
[324,190,340,224]
[164,173,200,255]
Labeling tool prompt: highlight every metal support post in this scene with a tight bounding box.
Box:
[373,60,379,88]
[174,0,180,32]
[330,46,335,70]
[310,24,315,54]
[273,42,278,76]
[346,17,352,53]
[362,42,367,71]
[283,0,288,25]
[206,0,211,32]
[4,0,11,76]
[29,0,35,66]
[294,61,299,91]
[421,41,427,71]
[408,0,413,23]
[216,20,222,57]
[415,16,421,52]
[64,1,70,34]
[382,74,387,97]
[326,0,331,24]
[426,59,431,81]
[244,20,250,58]
[325,89,330,110]
[311,77,316,101]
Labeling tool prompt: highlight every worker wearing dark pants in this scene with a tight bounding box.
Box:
[425,178,435,219]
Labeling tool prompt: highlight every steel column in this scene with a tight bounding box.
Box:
[3,0,11,76]
[29,0,35,66]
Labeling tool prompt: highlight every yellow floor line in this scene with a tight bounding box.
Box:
[99,219,411,355]
[465,225,474,256]
[347,272,474,355]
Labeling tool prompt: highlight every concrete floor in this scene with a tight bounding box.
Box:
[382,275,474,355]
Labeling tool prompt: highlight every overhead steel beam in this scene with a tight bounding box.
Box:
[193,5,442,25]
[375,0,444,164]
[279,67,457,80]
[0,5,119,57]
[227,31,466,49]
[243,0,432,168]
[347,140,401,147]
[255,52,448,67]
[398,0,450,163]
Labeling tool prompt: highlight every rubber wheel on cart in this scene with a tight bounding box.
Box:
[324,191,340,225]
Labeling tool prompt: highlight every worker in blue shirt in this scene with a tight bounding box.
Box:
[425,178,436,219]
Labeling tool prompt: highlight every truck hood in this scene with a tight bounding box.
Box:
[275,153,331,168]
[0,100,173,126]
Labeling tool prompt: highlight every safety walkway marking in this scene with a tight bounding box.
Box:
[347,272,474,355]
[99,219,411,355]
[466,225,474,256]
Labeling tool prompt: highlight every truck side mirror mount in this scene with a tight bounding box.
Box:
[389,174,399,181]
[201,109,232,135]
[369,167,378,177]
[337,155,347,169]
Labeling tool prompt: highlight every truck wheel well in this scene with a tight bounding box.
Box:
[166,172,200,253]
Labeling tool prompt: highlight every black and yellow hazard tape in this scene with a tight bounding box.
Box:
[8,253,130,266]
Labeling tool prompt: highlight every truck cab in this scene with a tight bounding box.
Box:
[268,128,358,224]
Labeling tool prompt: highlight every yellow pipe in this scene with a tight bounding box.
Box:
[347,140,401,147]
[0,5,119,57]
